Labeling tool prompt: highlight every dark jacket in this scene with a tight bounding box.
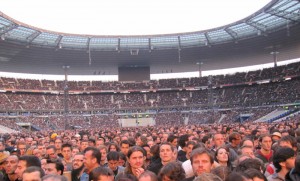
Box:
[286,169,300,181]
[147,161,163,175]
[182,176,195,181]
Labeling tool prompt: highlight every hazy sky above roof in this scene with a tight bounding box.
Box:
[1,0,271,35]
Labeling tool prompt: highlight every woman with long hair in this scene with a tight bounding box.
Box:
[115,146,146,181]
[215,147,231,169]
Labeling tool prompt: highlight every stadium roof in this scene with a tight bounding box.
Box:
[0,0,300,75]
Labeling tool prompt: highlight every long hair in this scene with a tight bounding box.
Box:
[214,146,231,168]
[125,146,146,175]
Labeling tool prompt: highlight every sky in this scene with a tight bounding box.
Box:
[1,0,271,35]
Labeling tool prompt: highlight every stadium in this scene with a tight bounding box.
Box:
[1,1,300,181]
[0,0,299,133]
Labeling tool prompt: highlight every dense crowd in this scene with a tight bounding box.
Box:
[0,120,299,180]
[0,78,299,111]
[0,62,299,91]
[0,62,299,180]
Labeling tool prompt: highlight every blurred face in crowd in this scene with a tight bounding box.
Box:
[216,148,228,163]
[38,145,46,156]
[4,155,18,175]
[84,150,97,172]
[119,158,126,167]
[15,160,27,180]
[45,163,60,175]
[81,141,89,152]
[170,138,178,148]
[54,139,62,150]
[155,137,161,144]
[186,144,194,159]
[128,151,145,170]
[108,159,119,171]
[279,141,293,149]
[242,140,254,149]
[72,148,80,157]
[32,149,42,159]
[259,128,268,135]
[160,144,174,164]
[143,146,151,160]
[232,135,241,146]
[18,144,27,156]
[100,148,107,162]
[192,153,213,176]
[71,139,77,146]
[23,171,42,181]
[162,134,169,142]
[41,159,47,172]
[109,145,117,152]
[147,141,154,148]
[241,147,255,158]
[260,136,272,152]
[284,156,296,170]
[136,137,143,146]
[96,139,105,147]
[121,143,130,156]
[62,146,72,160]
[213,134,225,148]
[46,148,57,160]
[73,154,84,169]
[26,138,33,146]
[82,135,89,141]
[0,141,5,150]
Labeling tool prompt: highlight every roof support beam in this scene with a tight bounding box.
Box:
[224,28,238,41]
[117,38,121,52]
[245,21,268,36]
[0,24,18,36]
[266,9,300,23]
[55,35,63,49]
[204,32,211,46]
[87,37,91,51]
[148,38,152,52]
[87,37,92,65]
[26,31,41,43]
[177,36,181,50]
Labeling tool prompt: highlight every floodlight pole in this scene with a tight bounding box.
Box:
[63,65,70,130]
[196,62,203,77]
[270,51,279,67]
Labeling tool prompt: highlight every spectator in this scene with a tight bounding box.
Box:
[120,140,130,157]
[3,155,19,181]
[106,151,125,177]
[83,147,101,175]
[255,134,273,165]
[183,148,214,181]
[158,161,185,181]
[286,155,300,181]
[115,146,146,180]
[45,159,64,175]
[147,142,176,175]
[15,155,41,181]
[46,146,60,161]
[22,166,45,181]
[267,147,295,181]
[138,171,158,181]
[61,143,72,171]
[89,167,114,181]
[71,153,88,181]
